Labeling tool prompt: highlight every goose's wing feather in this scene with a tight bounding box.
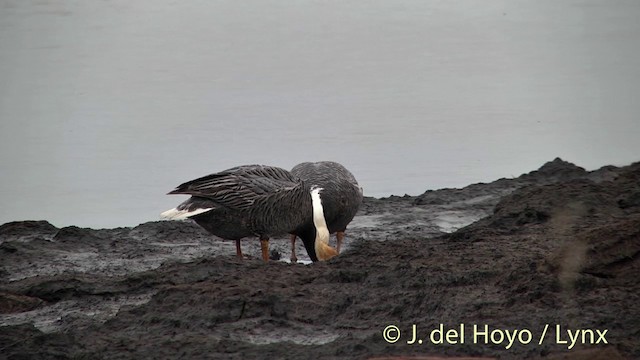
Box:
[168,165,300,209]
[292,161,359,186]
[291,161,363,230]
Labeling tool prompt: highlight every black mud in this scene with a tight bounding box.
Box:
[1,158,638,359]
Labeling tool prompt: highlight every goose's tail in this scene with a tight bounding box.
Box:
[160,197,215,220]
[160,207,213,220]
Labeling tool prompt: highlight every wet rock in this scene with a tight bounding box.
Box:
[618,191,640,209]
[0,324,76,359]
[0,292,45,313]
[522,157,588,182]
[0,220,58,238]
[0,158,639,359]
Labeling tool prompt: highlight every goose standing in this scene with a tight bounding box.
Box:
[289,161,363,263]
[160,164,338,262]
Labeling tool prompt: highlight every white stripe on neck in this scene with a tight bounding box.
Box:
[310,187,330,254]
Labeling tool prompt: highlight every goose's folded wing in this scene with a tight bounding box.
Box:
[167,165,301,209]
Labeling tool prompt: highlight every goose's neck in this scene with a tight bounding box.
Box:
[310,187,332,258]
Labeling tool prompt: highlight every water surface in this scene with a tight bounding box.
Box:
[1,0,639,227]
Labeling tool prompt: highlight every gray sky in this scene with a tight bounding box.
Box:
[1,0,639,227]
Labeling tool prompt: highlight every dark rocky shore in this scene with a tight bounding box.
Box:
[1,158,638,359]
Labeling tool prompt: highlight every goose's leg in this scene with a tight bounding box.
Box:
[336,231,345,254]
[235,239,243,259]
[290,234,298,263]
[260,236,270,262]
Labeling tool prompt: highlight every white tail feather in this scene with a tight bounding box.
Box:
[160,207,213,220]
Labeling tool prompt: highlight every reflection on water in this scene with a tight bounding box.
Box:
[1,1,639,227]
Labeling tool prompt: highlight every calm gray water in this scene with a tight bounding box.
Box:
[1,0,639,228]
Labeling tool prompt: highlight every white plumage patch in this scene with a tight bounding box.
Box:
[160,207,213,220]
[310,187,330,255]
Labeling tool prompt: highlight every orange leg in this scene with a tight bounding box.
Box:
[336,231,345,254]
[235,239,243,259]
[290,234,298,263]
[260,236,270,262]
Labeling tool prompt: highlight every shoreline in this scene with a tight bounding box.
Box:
[1,157,638,359]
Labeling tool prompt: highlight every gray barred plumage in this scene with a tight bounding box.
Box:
[161,164,338,262]
[291,161,363,233]
[289,161,363,262]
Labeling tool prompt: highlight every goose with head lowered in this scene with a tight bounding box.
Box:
[160,164,338,262]
[289,161,363,263]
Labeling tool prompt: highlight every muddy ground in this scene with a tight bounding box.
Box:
[0,158,638,359]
